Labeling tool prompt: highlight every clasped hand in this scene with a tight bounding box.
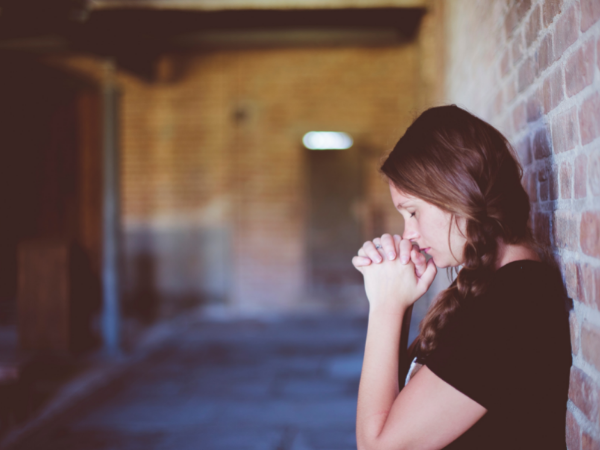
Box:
[352,234,437,314]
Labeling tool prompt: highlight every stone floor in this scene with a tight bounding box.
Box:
[11,313,370,450]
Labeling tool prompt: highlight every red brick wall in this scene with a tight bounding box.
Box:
[443,0,600,446]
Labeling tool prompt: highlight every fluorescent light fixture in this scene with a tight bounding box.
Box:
[302,131,353,150]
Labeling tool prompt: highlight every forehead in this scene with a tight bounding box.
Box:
[388,183,418,206]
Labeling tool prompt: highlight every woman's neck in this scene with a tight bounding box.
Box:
[495,240,541,270]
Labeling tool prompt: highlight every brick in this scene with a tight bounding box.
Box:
[580,263,600,310]
[555,5,580,56]
[516,0,532,18]
[598,36,600,72]
[569,310,579,355]
[566,39,595,97]
[565,261,584,302]
[500,49,511,77]
[550,164,559,200]
[518,56,537,92]
[539,33,554,73]
[533,124,552,159]
[526,93,543,122]
[540,178,549,201]
[500,116,514,137]
[569,366,599,421]
[566,409,581,450]
[528,169,538,202]
[512,31,525,64]
[543,0,564,26]
[581,211,600,257]
[515,137,532,165]
[493,89,504,117]
[582,321,600,373]
[552,106,579,153]
[581,0,600,32]
[590,152,600,196]
[538,164,550,181]
[505,3,519,38]
[560,161,572,199]
[554,210,578,250]
[506,0,532,38]
[513,102,527,132]
[505,78,517,103]
[534,211,551,245]
[575,154,587,199]
[525,4,542,48]
[543,66,564,113]
[580,92,600,145]
[583,433,600,450]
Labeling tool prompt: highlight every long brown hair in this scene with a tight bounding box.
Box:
[381,105,547,358]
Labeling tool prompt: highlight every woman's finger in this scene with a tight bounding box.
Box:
[380,233,396,260]
[352,256,371,271]
[399,238,413,264]
[363,240,383,263]
[417,258,438,292]
[393,234,402,254]
[357,248,368,257]
[411,245,427,277]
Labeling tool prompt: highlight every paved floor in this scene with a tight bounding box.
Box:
[12,313,369,450]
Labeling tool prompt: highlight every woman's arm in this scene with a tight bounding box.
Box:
[354,235,487,450]
[357,313,487,450]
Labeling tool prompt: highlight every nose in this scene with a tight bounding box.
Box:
[402,218,419,242]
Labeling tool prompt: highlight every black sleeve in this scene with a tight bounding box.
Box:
[424,300,508,410]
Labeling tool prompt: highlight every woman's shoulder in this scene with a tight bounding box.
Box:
[490,259,565,299]
[465,259,568,324]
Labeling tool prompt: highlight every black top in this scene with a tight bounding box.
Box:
[422,260,572,449]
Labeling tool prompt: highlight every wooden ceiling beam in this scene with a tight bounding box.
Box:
[90,0,427,11]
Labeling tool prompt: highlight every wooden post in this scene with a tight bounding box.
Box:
[101,60,121,356]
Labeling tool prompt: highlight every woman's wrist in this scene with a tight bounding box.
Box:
[368,303,408,320]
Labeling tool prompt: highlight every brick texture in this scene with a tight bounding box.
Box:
[581,211,600,258]
[579,92,600,145]
[569,366,599,422]
[582,321,600,373]
[567,409,582,450]
[114,46,420,311]
[583,433,600,450]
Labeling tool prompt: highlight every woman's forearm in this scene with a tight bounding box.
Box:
[356,307,406,450]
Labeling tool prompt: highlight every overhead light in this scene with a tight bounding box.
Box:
[302,131,353,150]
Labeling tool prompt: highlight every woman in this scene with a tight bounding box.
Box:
[352,105,572,450]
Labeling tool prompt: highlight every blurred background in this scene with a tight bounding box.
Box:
[0,0,448,356]
[0,0,460,448]
[0,0,595,448]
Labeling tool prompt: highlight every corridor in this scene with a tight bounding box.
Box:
[11,313,368,450]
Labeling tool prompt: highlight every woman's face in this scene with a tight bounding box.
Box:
[389,183,467,268]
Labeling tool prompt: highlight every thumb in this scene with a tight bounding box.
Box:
[417,258,437,291]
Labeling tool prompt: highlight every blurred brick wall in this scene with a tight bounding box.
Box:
[118,45,421,313]
[443,0,600,446]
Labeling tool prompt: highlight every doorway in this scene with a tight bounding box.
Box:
[306,145,364,307]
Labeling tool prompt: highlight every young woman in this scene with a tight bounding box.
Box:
[352,105,572,450]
